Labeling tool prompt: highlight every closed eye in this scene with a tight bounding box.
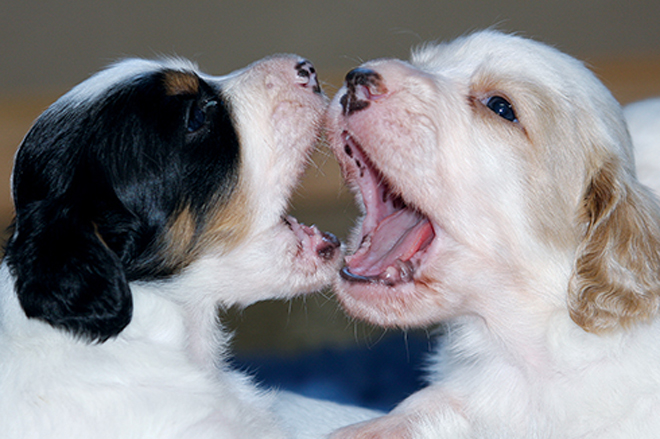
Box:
[483,95,518,123]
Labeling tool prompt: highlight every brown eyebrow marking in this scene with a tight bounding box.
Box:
[163,71,200,96]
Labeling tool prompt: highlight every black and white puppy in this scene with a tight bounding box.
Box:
[0,56,344,438]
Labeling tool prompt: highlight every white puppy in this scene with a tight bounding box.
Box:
[326,30,660,438]
[0,55,378,438]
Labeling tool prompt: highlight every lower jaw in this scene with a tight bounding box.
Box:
[335,278,415,327]
[334,274,449,329]
[340,258,415,286]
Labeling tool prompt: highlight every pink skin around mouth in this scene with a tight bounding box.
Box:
[284,215,341,261]
[340,132,435,286]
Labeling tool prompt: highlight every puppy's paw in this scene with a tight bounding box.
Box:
[329,414,413,439]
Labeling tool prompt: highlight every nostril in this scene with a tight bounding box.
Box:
[345,67,386,97]
[341,67,386,115]
[345,67,377,85]
[296,60,313,79]
[295,60,321,93]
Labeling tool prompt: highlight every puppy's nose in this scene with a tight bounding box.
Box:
[340,67,386,115]
[295,60,321,94]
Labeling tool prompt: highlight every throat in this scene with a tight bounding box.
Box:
[125,286,228,370]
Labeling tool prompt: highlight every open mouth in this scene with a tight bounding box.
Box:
[283,215,341,261]
[340,132,435,286]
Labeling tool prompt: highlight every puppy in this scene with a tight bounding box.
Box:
[0,55,344,438]
[326,30,660,438]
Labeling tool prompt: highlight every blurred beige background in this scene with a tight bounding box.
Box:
[1,0,660,355]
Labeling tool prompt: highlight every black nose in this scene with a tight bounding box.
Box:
[340,67,385,115]
[295,60,321,94]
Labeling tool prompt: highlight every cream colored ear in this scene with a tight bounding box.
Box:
[569,158,660,333]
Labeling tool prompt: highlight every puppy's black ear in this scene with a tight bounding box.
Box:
[5,198,133,342]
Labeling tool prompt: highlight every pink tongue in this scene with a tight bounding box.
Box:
[347,208,434,277]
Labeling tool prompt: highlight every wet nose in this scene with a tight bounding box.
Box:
[295,60,321,94]
[340,67,386,115]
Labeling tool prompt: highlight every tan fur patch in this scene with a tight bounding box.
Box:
[198,179,253,253]
[162,207,198,270]
[569,158,660,332]
[163,71,199,96]
[158,172,253,275]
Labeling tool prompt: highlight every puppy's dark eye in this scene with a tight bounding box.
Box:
[485,96,518,123]
[187,106,205,133]
[186,100,217,133]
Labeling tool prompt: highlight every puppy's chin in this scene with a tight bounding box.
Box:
[333,276,443,328]
[335,224,446,328]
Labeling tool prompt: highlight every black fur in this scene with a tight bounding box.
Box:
[4,61,240,342]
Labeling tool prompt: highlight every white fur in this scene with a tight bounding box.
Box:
[327,31,660,438]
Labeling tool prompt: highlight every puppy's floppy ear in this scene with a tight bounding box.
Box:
[569,158,660,333]
[5,196,133,343]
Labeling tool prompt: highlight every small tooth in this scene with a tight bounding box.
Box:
[317,231,341,260]
[377,260,415,286]
[380,266,399,286]
[359,234,372,250]
[396,259,414,282]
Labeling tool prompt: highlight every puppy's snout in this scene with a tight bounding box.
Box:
[340,67,386,115]
[295,60,321,94]
[345,67,382,89]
